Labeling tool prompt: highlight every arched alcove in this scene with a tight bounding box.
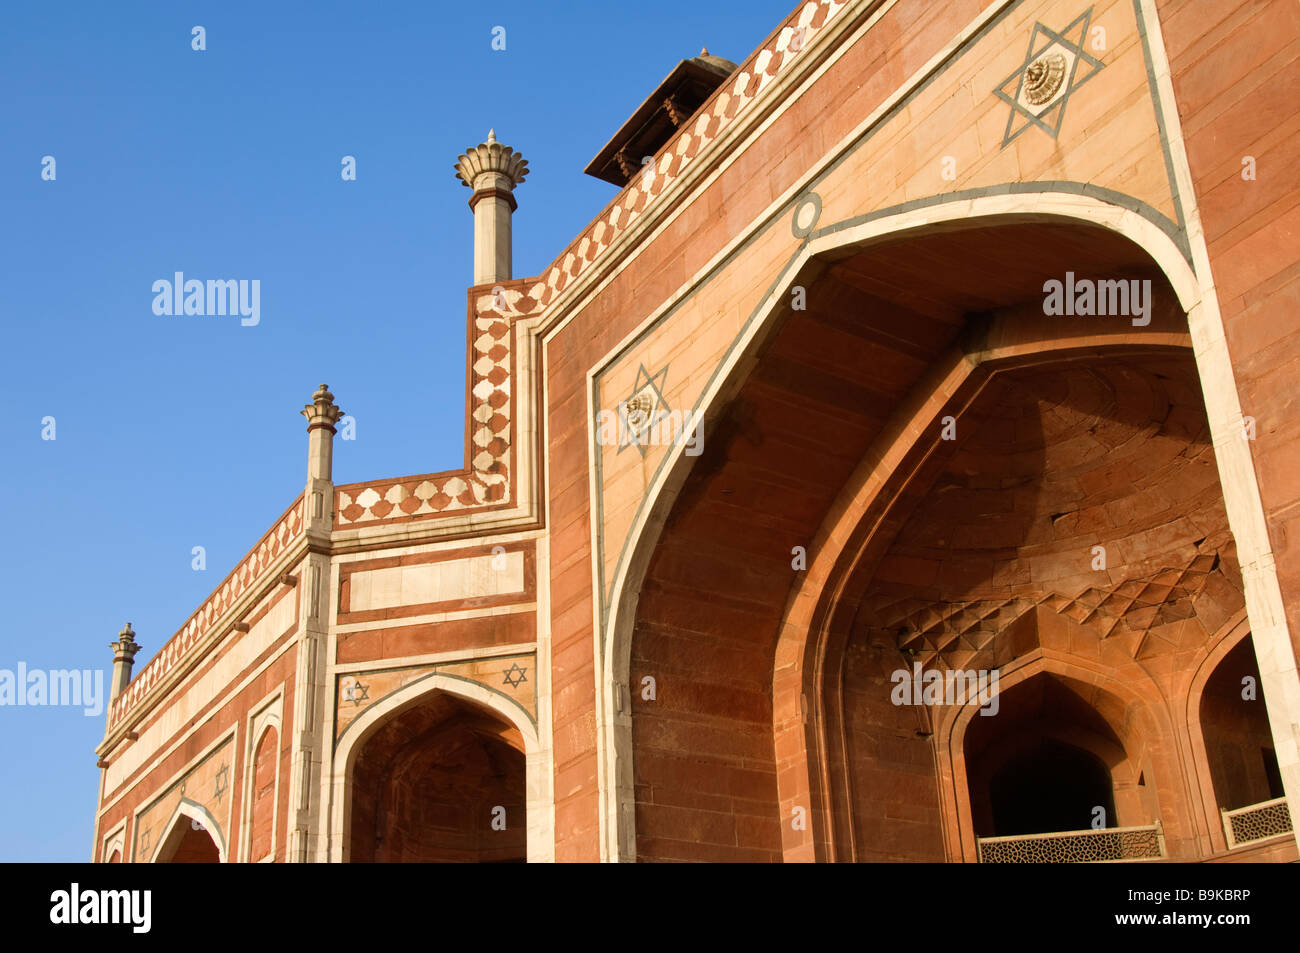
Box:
[154,808,223,863]
[965,675,1127,837]
[249,724,279,861]
[1199,634,1284,812]
[346,691,527,862]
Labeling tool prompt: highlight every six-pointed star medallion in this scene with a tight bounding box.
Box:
[994,7,1104,146]
[343,677,370,706]
[615,364,671,458]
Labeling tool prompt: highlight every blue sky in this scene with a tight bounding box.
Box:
[0,0,794,861]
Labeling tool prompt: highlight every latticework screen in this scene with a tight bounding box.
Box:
[1222,798,1292,849]
[978,825,1164,863]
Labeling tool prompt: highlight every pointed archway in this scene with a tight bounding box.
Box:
[153,803,224,863]
[605,202,1288,861]
[965,675,1128,838]
[1199,634,1286,812]
[330,673,551,862]
[347,692,526,862]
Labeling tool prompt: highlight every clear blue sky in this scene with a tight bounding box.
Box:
[0,0,794,861]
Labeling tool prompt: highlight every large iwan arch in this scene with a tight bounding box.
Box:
[600,200,1297,862]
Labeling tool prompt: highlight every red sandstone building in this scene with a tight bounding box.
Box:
[94,0,1300,862]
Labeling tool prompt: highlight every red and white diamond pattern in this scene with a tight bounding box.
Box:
[334,286,538,526]
[331,0,846,527]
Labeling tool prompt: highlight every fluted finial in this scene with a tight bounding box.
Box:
[109,622,142,706]
[302,383,344,485]
[454,133,529,193]
[301,384,344,432]
[110,622,141,661]
[454,132,528,284]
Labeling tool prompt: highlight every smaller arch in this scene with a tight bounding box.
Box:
[964,682,1137,838]
[249,715,282,757]
[1183,612,1252,852]
[773,339,1193,859]
[1185,614,1288,853]
[102,832,124,863]
[936,652,1181,861]
[101,827,125,864]
[329,672,551,863]
[240,698,284,863]
[151,799,226,863]
[248,723,280,862]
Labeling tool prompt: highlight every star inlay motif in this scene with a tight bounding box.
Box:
[614,364,671,458]
[342,677,370,705]
[994,7,1104,146]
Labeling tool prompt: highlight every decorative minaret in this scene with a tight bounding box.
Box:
[454,130,529,285]
[290,384,343,861]
[108,623,141,704]
[301,383,344,484]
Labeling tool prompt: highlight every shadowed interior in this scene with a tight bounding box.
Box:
[1201,635,1284,812]
[349,692,526,862]
[155,818,221,863]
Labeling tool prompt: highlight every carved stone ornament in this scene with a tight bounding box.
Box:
[1023,51,1067,106]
